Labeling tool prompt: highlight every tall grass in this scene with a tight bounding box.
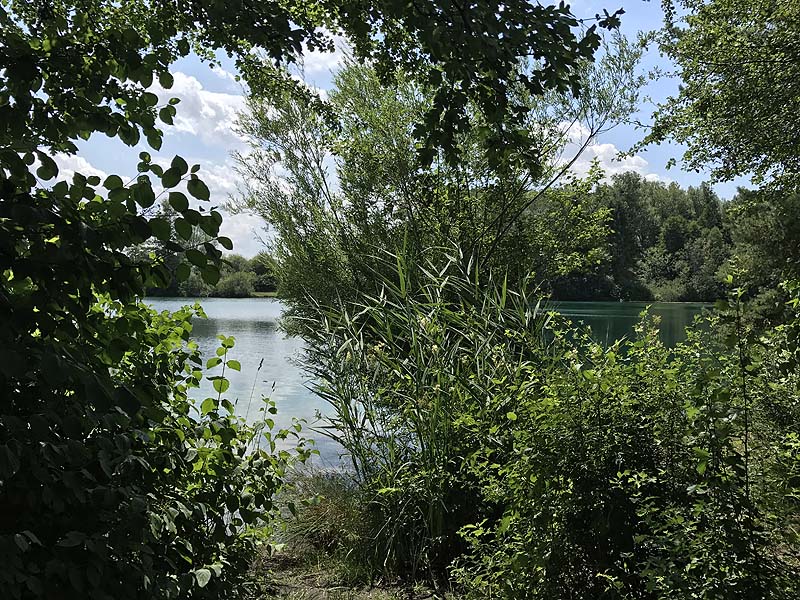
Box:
[297,248,549,581]
[284,248,799,597]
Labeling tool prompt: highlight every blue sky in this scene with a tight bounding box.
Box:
[63,1,747,257]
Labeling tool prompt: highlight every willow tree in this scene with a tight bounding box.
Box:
[232,36,643,332]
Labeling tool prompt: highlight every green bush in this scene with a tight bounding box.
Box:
[302,249,800,596]
[303,249,551,581]
[451,290,800,598]
[1,294,311,598]
[215,271,257,298]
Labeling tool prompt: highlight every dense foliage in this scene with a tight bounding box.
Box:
[4,0,799,597]
[645,0,800,187]
[233,48,642,332]
[553,173,728,301]
[149,252,279,298]
[3,0,627,597]
[292,252,800,597]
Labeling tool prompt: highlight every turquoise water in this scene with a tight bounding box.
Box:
[146,298,707,462]
[554,301,708,347]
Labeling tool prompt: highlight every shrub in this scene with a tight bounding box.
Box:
[215,271,257,298]
[303,249,800,597]
[0,297,311,598]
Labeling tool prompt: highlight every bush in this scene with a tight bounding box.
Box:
[302,249,800,597]
[215,271,257,298]
[0,296,311,598]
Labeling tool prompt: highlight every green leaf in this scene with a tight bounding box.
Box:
[133,182,156,208]
[201,266,220,285]
[171,155,189,175]
[207,357,222,368]
[227,359,241,371]
[213,378,230,394]
[150,217,171,241]
[506,411,517,421]
[218,236,233,250]
[201,398,216,415]
[185,249,207,267]
[161,167,182,188]
[159,72,174,88]
[195,568,212,588]
[159,106,175,125]
[169,191,189,211]
[187,178,210,201]
[174,218,192,240]
[36,153,58,180]
[176,262,191,282]
[104,175,124,190]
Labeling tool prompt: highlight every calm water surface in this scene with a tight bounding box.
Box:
[146,297,342,464]
[146,298,707,462]
[554,301,708,347]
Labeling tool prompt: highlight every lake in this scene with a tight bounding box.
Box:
[146,297,707,463]
[554,300,708,348]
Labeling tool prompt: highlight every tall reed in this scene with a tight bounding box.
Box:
[298,247,549,581]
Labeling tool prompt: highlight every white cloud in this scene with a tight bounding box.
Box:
[52,154,108,182]
[218,212,269,257]
[300,33,347,75]
[152,72,246,149]
[210,65,239,84]
[559,121,670,184]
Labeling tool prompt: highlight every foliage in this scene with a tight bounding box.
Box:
[0,296,311,597]
[299,249,550,581]
[452,291,800,598]
[215,271,257,298]
[296,248,799,596]
[552,172,731,302]
[7,0,620,595]
[644,0,800,187]
[721,188,800,320]
[233,42,642,332]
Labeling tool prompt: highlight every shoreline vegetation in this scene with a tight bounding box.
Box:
[3,1,799,599]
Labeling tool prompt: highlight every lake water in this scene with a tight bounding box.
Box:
[146,297,343,464]
[146,297,707,463]
[554,301,708,347]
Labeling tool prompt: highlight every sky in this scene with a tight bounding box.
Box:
[62,1,748,257]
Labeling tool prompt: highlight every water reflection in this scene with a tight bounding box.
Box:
[553,301,708,347]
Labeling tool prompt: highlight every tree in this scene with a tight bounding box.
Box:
[645,0,800,187]
[233,39,642,330]
[1,0,630,596]
[722,187,800,319]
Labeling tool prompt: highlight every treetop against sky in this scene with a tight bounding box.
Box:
[56,0,748,257]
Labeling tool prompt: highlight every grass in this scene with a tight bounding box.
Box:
[250,552,447,599]
[252,291,278,298]
[245,468,458,600]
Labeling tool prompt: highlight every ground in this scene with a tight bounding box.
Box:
[249,553,449,600]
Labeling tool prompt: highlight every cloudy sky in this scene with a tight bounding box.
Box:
[64,1,747,257]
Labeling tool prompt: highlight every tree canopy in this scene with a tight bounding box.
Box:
[645,0,800,187]
[0,0,632,596]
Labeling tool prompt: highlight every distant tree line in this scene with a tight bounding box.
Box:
[130,201,279,298]
[151,252,279,298]
[552,172,799,316]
